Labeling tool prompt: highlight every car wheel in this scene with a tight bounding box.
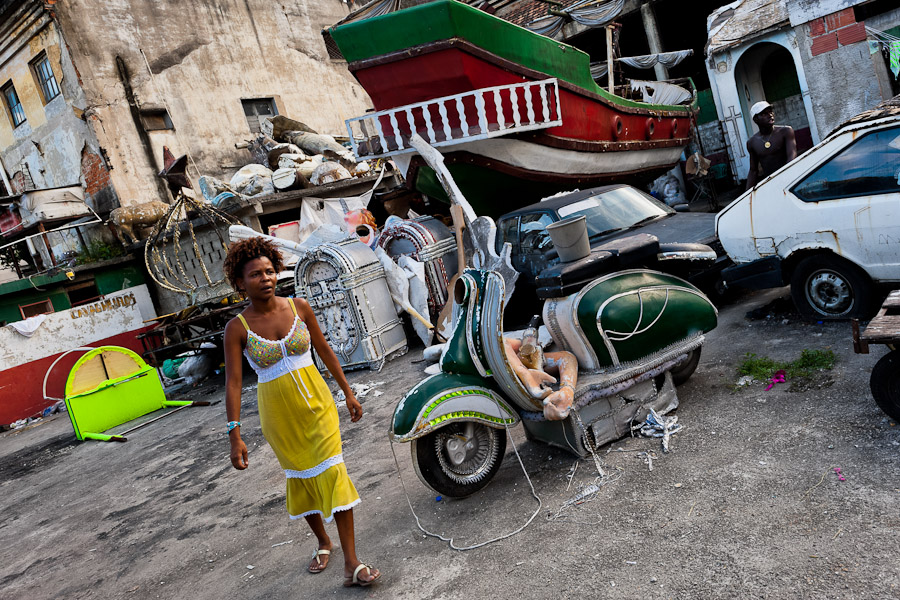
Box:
[411,422,506,498]
[871,350,900,421]
[790,255,873,319]
[670,347,701,386]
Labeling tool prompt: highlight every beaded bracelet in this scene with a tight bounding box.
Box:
[227,421,241,433]
[561,382,575,392]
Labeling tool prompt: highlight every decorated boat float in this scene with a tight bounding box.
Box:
[328,0,698,216]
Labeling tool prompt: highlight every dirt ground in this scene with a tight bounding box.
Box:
[2,287,899,600]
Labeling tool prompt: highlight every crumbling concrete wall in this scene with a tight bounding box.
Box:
[0,1,118,213]
[794,6,900,138]
[52,0,372,209]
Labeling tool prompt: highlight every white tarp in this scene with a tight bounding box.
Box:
[630,80,694,106]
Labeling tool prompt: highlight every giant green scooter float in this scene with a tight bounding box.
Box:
[389,136,719,498]
[392,266,717,497]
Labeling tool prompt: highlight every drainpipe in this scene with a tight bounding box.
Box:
[640,2,668,81]
[115,55,171,204]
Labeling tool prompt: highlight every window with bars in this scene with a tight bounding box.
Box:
[241,98,277,133]
[2,82,25,127]
[30,53,60,104]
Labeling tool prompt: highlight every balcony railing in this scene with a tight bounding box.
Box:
[345,78,563,160]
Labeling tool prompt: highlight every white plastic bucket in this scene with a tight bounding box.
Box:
[546,215,590,263]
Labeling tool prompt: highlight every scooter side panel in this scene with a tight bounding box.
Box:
[440,272,490,376]
[391,372,519,442]
[573,270,717,368]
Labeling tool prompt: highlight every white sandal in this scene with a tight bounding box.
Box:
[343,563,381,587]
[308,548,330,574]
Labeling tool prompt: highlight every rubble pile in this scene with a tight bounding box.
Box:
[199,115,371,206]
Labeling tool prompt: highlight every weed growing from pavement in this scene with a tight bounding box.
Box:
[738,349,836,390]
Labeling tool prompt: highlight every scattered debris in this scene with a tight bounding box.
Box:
[764,369,786,391]
[271,540,293,548]
[745,296,797,321]
[334,381,386,402]
[636,409,683,453]
[637,450,657,471]
[834,467,845,482]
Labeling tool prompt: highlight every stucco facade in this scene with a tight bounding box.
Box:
[1,0,371,213]
[0,1,117,212]
[49,0,371,209]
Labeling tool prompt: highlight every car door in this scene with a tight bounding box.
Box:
[789,124,900,282]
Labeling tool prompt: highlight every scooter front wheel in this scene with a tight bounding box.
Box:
[411,422,507,498]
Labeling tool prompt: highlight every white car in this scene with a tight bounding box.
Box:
[715,105,900,319]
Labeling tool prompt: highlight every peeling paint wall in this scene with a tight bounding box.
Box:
[0,1,117,213]
[52,0,373,209]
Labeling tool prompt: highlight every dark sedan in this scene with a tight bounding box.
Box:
[496,184,729,322]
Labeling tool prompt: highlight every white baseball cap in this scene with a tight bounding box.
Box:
[750,101,772,118]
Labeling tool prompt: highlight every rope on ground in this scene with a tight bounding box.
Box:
[799,468,830,500]
[389,427,542,551]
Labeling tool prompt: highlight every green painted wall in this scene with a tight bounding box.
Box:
[95,265,145,295]
[696,89,718,124]
[0,285,71,324]
[0,261,145,324]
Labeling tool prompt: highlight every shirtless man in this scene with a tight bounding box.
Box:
[746,101,797,190]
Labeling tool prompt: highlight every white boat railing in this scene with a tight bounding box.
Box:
[345,78,562,160]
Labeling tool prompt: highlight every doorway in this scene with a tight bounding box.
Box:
[734,42,814,154]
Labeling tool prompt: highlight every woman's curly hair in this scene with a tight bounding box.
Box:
[223,237,284,289]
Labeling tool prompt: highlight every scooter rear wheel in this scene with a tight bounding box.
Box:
[411,423,507,498]
[670,347,702,386]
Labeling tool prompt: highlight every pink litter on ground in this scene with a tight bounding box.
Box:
[834,467,845,482]
[765,369,787,391]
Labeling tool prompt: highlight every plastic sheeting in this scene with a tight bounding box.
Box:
[590,50,693,81]
[526,0,624,39]
[630,80,693,106]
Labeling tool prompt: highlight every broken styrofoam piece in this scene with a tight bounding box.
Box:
[229,225,305,259]
[296,155,324,179]
[272,167,308,191]
[424,363,441,376]
[278,153,308,170]
[230,164,275,197]
[398,255,432,346]
[198,175,231,203]
[333,381,386,402]
[230,163,272,185]
[350,160,371,176]
[297,224,351,251]
[374,247,434,331]
[422,343,447,363]
[310,162,352,186]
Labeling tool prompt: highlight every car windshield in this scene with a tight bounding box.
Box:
[556,186,673,237]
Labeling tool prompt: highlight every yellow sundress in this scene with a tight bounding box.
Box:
[237,300,360,522]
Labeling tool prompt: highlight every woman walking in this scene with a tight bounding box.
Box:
[222,237,381,588]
